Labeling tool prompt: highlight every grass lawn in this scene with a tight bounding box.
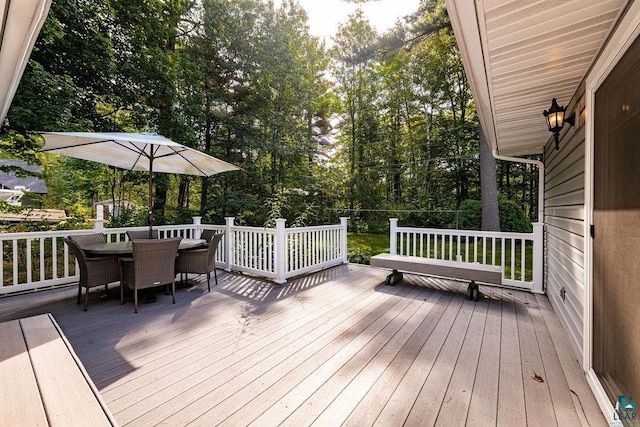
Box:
[348,233,390,254]
[347,233,389,264]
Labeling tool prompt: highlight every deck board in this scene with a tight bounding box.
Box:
[405,296,476,425]
[512,290,555,427]
[0,264,606,426]
[328,290,454,427]
[465,288,502,426]
[372,293,467,425]
[434,291,489,425]
[497,289,527,426]
[524,293,582,426]
[281,286,429,426]
[204,284,412,425]
[0,319,48,426]
[133,272,410,426]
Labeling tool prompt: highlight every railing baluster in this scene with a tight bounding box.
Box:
[51,238,58,281]
[501,238,506,278]
[492,237,496,266]
[13,240,18,286]
[63,240,69,278]
[26,239,32,284]
[511,238,516,280]
[40,237,45,282]
[521,238,526,282]
[300,231,304,269]
[465,236,469,263]
[405,232,410,256]
[295,233,304,269]
[482,237,487,265]
[471,236,476,263]
[412,232,416,257]
[322,229,326,263]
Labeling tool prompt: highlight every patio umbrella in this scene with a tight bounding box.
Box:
[39,131,240,237]
[0,0,52,123]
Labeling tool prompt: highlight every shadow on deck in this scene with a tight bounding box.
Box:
[0,264,606,426]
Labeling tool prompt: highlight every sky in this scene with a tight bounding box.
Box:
[273,0,422,45]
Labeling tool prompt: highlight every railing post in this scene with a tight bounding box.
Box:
[340,217,349,263]
[224,217,234,272]
[192,216,202,239]
[94,205,104,232]
[274,218,287,284]
[532,222,544,294]
[390,218,398,255]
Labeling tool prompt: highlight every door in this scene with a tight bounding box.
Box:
[593,34,640,404]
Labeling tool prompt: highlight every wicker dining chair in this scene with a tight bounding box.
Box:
[199,229,217,243]
[126,229,159,240]
[176,233,224,292]
[65,234,120,311]
[119,237,182,313]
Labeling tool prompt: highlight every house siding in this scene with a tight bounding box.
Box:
[543,92,586,359]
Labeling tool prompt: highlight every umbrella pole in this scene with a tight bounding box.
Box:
[148,153,154,239]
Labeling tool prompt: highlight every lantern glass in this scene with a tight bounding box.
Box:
[549,110,564,130]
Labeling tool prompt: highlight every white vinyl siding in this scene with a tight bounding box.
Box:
[543,94,586,359]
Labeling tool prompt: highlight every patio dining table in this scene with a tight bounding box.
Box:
[84,238,206,256]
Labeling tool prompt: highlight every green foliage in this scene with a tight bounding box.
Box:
[347,233,390,265]
[106,205,146,228]
[0,0,540,232]
[1,216,91,233]
[458,198,532,232]
[499,199,533,233]
[458,199,482,230]
[291,203,318,228]
[263,191,289,228]
[262,190,320,228]
[347,247,375,265]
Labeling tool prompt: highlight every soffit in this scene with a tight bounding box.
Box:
[446,0,628,155]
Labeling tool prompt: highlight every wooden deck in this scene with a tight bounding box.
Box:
[0,264,606,426]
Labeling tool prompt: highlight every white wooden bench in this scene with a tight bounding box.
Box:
[0,313,117,426]
[370,253,502,301]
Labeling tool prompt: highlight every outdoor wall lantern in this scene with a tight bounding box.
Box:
[543,98,575,150]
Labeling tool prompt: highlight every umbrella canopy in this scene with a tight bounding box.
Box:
[39,131,240,235]
[0,0,52,124]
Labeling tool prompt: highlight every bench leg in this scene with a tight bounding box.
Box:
[385,270,404,286]
[467,280,479,301]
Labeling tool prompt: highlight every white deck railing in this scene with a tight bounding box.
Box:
[0,216,348,295]
[389,218,543,293]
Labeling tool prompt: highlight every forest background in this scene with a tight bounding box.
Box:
[0,0,540,238]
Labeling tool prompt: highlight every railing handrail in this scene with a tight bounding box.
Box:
[0,216,350,295]
[285,224,344,234]
[230,225,277,234]
[394,225,533,240]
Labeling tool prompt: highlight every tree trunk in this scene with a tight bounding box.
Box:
[479,124,500,231]
[349,105,356,211]
[152,173,169,225]
[200,94,213,215]
[177,176,189,208]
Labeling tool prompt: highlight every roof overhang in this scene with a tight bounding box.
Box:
[0,0,52,124]
[445,0,629,156]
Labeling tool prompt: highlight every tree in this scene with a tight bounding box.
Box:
[479,123,499,231]
[331,9,381,212]
[1,0,538,232]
